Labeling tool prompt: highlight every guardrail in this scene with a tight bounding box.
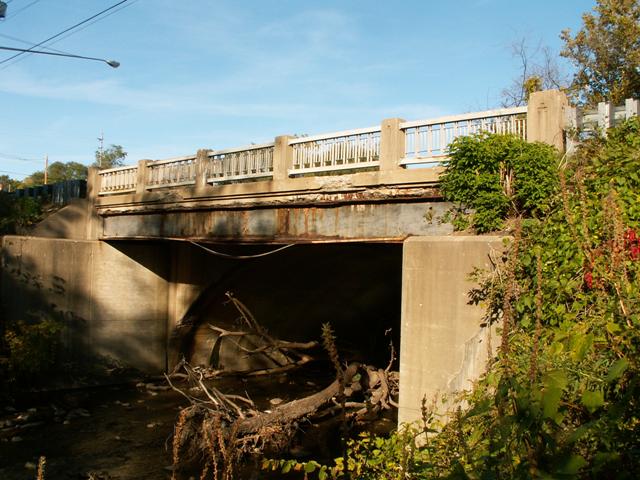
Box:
[146,155,197,190]
[207,143,274,182]
[94,92,639,198]
[289,127,381,175]
[400,106,527,166]
[98,165,138,194]
[566,98,639,132]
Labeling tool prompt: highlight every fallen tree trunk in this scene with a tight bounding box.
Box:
[168,361,398,479]
[236,363,359,435]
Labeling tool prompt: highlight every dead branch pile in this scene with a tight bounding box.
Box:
[166,295,399,479]
[166,361,398,479]
[207,292,319,375]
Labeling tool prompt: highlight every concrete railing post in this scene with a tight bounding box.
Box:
[135,160,148,195]
[85,167,101,240]
[86,167,99,201]
[379,118,406,171]
[526,90,569,151]
[195,149,210,192]
[272,135,293,182]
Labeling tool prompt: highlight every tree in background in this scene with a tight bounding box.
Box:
[561,0,640,105]
[501,38,568,107]
[92,144,127,170]
[22,161,88,187]
[0,175,21,192]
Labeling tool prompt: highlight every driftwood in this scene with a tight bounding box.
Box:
[204,292,320,375]
[236,363,360,435]
[166,297,399,480]
[167,361,398,480]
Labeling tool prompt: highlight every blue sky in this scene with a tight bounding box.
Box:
[0,0,591,179]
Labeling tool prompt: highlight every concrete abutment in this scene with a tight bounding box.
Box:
[1,235,503,427]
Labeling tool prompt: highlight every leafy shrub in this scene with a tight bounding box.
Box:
[266,118,640,479]
[440,133,559,232]
[0,193,43,235]
[2,318,64,386]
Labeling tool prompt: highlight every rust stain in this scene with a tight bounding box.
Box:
[277,209,290,235]
[303,208,309,234]
[241,210,249,235]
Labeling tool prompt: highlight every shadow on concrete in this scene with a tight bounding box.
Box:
[119,240,403,370]
[1,237,169,381]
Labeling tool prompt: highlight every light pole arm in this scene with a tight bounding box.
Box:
[0,46,119,68]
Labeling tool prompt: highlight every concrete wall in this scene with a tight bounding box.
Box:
[30,199,101,241]
[1,236,169,373]
[398,236,504,426]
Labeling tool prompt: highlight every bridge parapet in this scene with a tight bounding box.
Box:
[93,98,542,199]
[92,91,639,213]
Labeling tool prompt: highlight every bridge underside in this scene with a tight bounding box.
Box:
[100,200,454,243]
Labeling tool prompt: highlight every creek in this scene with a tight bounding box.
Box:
[0,360,396,479]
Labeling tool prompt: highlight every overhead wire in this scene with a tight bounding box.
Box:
[0,151,40,163]
[37,0,139,53]
[0,33,74,55]
[0,169,30,176]
[0,0,130,68]
[189,241,295,260]
[4,0,43,20]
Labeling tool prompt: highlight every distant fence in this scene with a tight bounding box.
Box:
[566,98,640,132]
[12,180,87,205]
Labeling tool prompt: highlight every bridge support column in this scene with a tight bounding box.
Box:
[526,89,569,151]
[398,236,504,426]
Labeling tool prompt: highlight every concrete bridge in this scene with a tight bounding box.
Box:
[85,94,546,243]
[3,91,637,425]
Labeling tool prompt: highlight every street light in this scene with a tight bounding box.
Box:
[0,46,120,68]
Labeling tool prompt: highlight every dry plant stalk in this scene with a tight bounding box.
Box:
[36,456,46,480]
[528,251,544,382]
[500,217,522,364]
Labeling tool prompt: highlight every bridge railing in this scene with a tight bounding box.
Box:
[146,155,198,189]
[400,106,527,167]
[98,165,138,194]
[206,143,274,183]
[288,127,381,175]
[566,98,640,132]
[93,91,639,198]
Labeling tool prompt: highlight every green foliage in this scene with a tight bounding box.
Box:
[93,144,127,169]
[266,117,640,479]
[0,174,21,192]
[561,0,640,106]
[48,161,88,182]
[23,161,88,186]
[0,193,43,234]
[3,319,64,384]
[440,132,559,233]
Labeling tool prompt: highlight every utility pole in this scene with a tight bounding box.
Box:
[44,154,49,185]
[98,131,104,168]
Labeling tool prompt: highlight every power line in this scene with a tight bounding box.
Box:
[5,0,43,19]
[0,151,39,162]
[0,0,129,66]
[0,33,74,56]
[43,0,139,50]
[189,241,295,260]
[0,169,30,176]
